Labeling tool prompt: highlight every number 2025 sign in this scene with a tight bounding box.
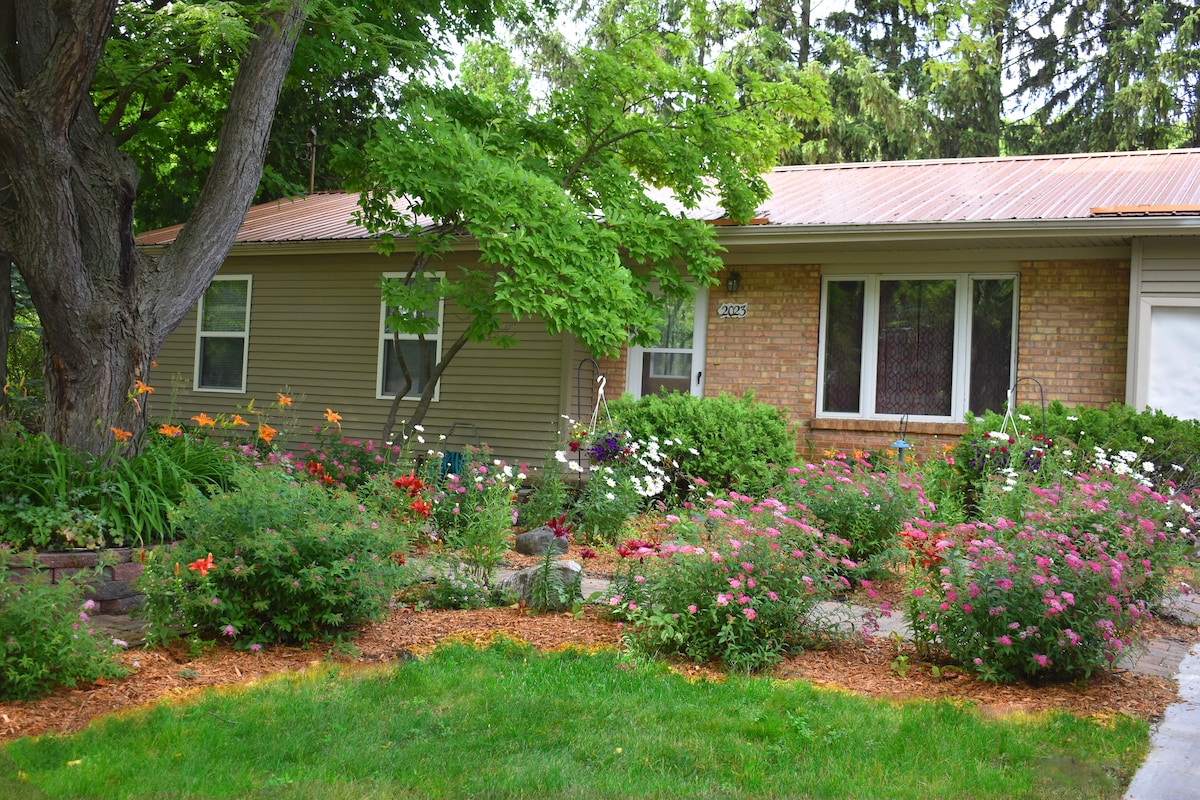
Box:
[717,302,748,319]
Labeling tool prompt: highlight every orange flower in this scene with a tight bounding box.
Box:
[324,408,342,429]
[257,422,278,445]
[191,412,216,428]
[229,414,250,427]
[158,423,183,438]
[110,427,133,442]
[410,498,432,519]
[133,379,154,395]
[187,553,216,578]
[276,392,293,407]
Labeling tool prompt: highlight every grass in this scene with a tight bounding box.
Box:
[1,640,1148,799]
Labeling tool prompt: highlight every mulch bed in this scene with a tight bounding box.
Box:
[2,598,1193,743]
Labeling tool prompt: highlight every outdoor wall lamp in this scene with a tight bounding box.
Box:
[726,270,741,293]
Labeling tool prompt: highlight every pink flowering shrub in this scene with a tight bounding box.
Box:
[607,492,857,671]
[905,468,1197,683]
[775,457,923,570]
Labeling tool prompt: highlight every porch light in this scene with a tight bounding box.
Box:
[726,270,741,293]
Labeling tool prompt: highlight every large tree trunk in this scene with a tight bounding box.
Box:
[0,0,308,454]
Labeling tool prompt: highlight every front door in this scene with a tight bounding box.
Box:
[627,288,707,398]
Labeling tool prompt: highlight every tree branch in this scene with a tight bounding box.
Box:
[32,0,118,137]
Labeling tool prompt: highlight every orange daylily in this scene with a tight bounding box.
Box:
[257,422,278,445]
[324,408,342,429]
[133,379,154,395]
[229,414,250,427]
[110,427,133,442]
[191,412,216,428]
[276,392,293,407]
[187,553,216,578]
[158,423,183,438]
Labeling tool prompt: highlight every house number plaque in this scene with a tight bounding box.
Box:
[718,302,748,319]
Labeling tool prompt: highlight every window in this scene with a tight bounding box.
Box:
[626,288,708,398]
[195,276,251,392]
[817,274,1016,420]
[377,273,444,400]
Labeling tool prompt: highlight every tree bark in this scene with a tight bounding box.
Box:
[0,0,309,454]
[0,254,11,420]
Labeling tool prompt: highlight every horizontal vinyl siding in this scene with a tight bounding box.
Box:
[150,252,568,466]
[1140,238,1200,296]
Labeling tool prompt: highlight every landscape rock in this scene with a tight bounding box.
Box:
[497,560,582,611]
[514,526,569,556]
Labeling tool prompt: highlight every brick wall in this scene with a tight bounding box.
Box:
[1016,259,1130,407]
[595,258,1130,460]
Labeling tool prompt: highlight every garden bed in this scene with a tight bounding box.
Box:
[2,599,1192,743]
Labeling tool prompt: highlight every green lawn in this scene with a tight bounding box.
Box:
[1,641,1147,799]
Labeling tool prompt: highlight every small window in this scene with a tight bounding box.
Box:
[818,273,1016,420]
[194,276,251,392]
[377,273,444,400]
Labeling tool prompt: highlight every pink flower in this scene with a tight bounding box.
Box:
[716,593,731,606]
[997,635,1012,646]
[222,625,236,637]
[961,603,973,614]
[728,578,742,589]
[687,604,698,613]
[742,608,757,621]
[250,643,262,652]
[911,588,925,597]
[995,578,1013,591]
[767,591,778,601]
[1032,654,1050,668]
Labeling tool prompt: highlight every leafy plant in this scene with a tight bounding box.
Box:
[0,546,127,700]
[903,466,1198,683]
[608,492,860,671]
[136,466,401,647]
[430,449,519,588]
[610,391,795,497]
[527,514,580,612]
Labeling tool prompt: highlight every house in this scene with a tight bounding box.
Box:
[141,149,1200,465]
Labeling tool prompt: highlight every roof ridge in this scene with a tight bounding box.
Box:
[769,148,1200,174]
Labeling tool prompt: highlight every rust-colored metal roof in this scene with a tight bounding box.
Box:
[136,149,1200,246]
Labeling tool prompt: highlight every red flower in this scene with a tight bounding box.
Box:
[393,472,427,497]
[390,552,407,566]
[547,513,574,539]
[410,498,432,519]
[580,547,597,560]
[187,553,216,578]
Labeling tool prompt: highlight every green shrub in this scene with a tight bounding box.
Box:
[774,459,920,571]
[957,402,1200,496]
[0,547,127,700]
[903,467,1198,683]
[608,493,857,671]
[609,391,794,497]
[136,466,401,646]
[0,428,237,551]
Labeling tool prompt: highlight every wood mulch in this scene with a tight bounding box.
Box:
[2,595,1193,743]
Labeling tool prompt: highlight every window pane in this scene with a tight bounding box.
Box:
[656,295,694,349]
[198,338,244,389]
[822,281,865,413]
[383,339,437,397]
[876,279,955,416]
[201,281,248,332]
[969,279,1015,414]
[641,352,692,395]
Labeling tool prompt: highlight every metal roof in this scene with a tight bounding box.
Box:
[136,148,1200,247]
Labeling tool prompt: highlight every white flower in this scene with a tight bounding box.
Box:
[518,472,527,481]
[1143,436,1155,444]
[1061,450,1073,459]
[1173,464,1184,472]
[1018,414,1031,422]
[1118,450,1138,463]
[605,476,617,488]
[987,431,1009,440]
[417,435,425,444]
[606,492,616,501]
[555,450,568,463]
[1067,416,1078,421]
[1142,462,1155,474]
[688,447,699,456]
[413,424,425,432]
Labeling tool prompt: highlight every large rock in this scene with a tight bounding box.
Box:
[497,560,582,611]
[514,526,569,556]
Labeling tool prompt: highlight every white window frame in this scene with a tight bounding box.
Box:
[626,286,708,399]
[816,272,1018,422]
[376,271,445,401]
[194,275,251,393]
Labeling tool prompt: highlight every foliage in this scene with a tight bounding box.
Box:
[136,467,401,647]
[517,445,571,528]
[527,514,580,612]
[351,0,819,434]
[0,428,236,551]
[610,391,795,497]
[608,493,860,671]
[2,643,1150,800]
[957,402,1200,496]
[418,559,496,610]
[903,466,1198,683]
[773,458,922,571]
[0,547,127,701]
[428,448,520,587]
[293,428,405,490]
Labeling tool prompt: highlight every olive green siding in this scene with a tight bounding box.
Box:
[151,250,571,466]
